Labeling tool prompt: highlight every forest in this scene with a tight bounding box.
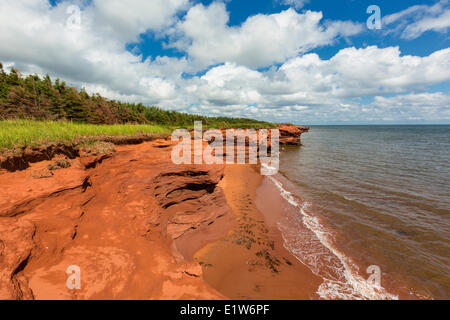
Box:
[0,62,272,128]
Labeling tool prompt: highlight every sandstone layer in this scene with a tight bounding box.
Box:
[0,124,308,300]
[0,139,231,299]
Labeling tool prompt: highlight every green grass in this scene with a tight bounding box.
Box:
[0,119,171,150]
[0,119,278,152]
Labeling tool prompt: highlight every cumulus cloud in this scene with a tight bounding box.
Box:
[0,0,182,103]
[92,0,189,41]
[383,0,450,39]
[169,2,363,69]
[367,92,450,122]
[183,46,450,122]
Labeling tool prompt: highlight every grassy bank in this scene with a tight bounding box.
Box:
[0,63,276,152]
[0,119,277,152]
[0,119,171,150]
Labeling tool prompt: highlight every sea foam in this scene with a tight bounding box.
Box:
[268,176,399,300]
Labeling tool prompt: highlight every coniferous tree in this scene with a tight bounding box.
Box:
[0,63,7,101]
[0,62,270,127]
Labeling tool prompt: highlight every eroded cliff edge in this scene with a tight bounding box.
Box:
[0,124,308,299]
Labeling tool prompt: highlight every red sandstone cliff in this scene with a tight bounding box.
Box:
[0,124,309,299]
[278,124,310,145]
[0,140,231,299]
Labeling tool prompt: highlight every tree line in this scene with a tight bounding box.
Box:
[0,63,271,127]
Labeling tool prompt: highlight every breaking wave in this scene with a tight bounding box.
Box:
[268,176,398,300]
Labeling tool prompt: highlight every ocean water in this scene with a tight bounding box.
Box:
[273,125,450,299]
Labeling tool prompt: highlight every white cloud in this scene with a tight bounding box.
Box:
[279,0,310,10]
[402,10,450,39]
[0,0,182,103]
[372,92,450,109]
[383,0,450,39]
[92,0,189,42]
[368,92,450,121]
[169,2,363,69]
[268,46,450,100]
[175,46,450,122]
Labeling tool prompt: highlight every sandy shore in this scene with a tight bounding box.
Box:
[194,164,322,299]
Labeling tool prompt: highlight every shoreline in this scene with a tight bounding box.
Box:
[194,164,322,299]
[0,125,313,300]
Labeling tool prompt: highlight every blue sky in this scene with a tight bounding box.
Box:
[1,0,449,124]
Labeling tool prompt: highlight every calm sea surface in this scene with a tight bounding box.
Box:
[275,125,449,299]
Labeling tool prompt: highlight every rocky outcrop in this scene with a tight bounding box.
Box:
[0,125,308,173]
[0,140,228,300]
[278,124,310,146]
[213,124,309,147]
[0,134,168,173]
[149,164,233,258]
[0,143,79,172]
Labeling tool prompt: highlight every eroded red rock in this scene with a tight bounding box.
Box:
[278,124,310,145]
[0,140,229,300]
[0,124,309,300]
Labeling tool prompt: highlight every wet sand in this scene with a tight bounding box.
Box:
[194,164,322,299]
